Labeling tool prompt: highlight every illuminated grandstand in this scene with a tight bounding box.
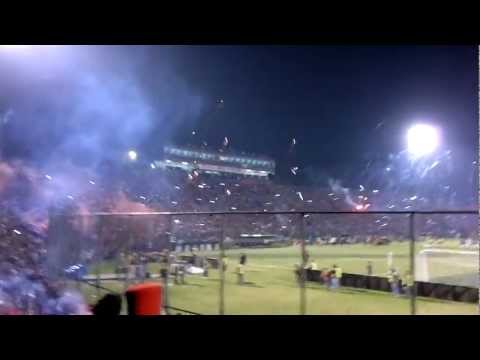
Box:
[154,146,275,177]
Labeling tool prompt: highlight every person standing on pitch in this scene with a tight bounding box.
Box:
[387,268,400,296]
[329,265,337,289]
[402,270,414,297]
[366,261,373,276]
[321,268,331,289]
[240,253,247,266]
[175,262,186,285]
[331,264,342,289]
[159,252,169,285]
[179,262,186,284]
[191,249,197,266]
[203,257,209,277]
[222,256,228,272]
[236,262,245,285]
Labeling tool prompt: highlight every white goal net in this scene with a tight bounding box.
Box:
[416,248,479,288]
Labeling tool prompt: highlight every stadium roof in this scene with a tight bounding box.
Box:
[163,146,275,169]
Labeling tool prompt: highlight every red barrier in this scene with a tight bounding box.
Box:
[126,283,163,315]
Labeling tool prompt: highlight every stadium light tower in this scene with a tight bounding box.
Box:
[407,124,440,158]
[127,150,138,161]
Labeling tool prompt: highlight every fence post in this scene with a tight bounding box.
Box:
[299,213,307,315]
[95,265,101,298]
[219,215,225,315]
[95,217,102,299]
[122,234,130,292]
[164,215,173,315]
[409,212,416,315]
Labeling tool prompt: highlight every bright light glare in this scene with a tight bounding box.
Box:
[127,150,138,161]
[407,124,439,157]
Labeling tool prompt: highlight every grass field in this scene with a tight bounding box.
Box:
[82,242,478,315]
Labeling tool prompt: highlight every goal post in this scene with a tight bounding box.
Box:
[416,248,479,288]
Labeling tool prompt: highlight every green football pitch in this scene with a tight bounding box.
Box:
[81,242,478,315]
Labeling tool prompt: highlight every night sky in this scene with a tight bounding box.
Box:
[163,46,477,179]
[0,45,477,195]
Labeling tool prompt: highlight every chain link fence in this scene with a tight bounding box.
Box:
[48,210,478,315]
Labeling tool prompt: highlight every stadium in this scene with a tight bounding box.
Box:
[0,45,478,316]
[1,142,478,315]
[41,145,478,315]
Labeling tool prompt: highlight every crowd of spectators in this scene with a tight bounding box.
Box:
[0,208,90,314]
[111,167,478,243]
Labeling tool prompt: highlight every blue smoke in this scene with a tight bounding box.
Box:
[2,46,205,209]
